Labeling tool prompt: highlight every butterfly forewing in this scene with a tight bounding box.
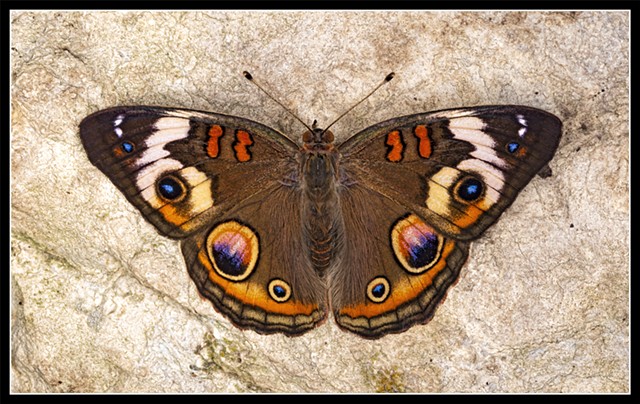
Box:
[337,106,562,240]
[80,106,299,239]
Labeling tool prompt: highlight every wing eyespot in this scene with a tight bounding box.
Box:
[206,221,260,282]
[268,278,292,302]
[121,141,135,153]
[157,175,187,202]
[453,176,484,203]
[366,277,390,303]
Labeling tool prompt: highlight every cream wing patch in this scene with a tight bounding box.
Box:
[130,115,215,231]
[424,116,508,232]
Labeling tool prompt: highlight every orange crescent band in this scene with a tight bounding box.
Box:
[197,248,318,316]
[338,239,456,318]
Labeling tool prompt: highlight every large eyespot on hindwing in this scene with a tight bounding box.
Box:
[390,214,444,274]
[205,221,259,282]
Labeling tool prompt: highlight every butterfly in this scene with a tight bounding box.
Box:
[79,76,562,339]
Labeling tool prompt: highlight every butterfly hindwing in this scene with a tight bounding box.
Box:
[181,186,328,335]
[331,184,470,338]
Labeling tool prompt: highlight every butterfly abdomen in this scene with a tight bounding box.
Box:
[301,152,344,277]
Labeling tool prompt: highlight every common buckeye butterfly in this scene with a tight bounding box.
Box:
[80,73,562,338]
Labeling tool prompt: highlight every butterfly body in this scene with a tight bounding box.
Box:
[297,127,343,278]
[80,104,561,339]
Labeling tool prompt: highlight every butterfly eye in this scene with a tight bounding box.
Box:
[321,130,334,143]
[302,131,313,143]
[157,175,186,202]
[455,177,484,202]
[366,277,390,303]
[268,279,292,302]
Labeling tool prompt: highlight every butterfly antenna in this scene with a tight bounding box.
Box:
[243,71,313,132]
[321,72,395,135]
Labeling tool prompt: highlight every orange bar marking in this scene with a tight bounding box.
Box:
[234,130,254,162]
[207,125,224,158]
[414,125,432,159]
[385,130,404,162]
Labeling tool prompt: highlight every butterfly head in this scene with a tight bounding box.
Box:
[302,127,334,144]
[302,120,335,151]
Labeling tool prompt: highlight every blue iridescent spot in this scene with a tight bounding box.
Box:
[507,141,520,153]
[407,233,439,269]
[213,244,245,277]
[121,141,134,153]
[457,177,483,202]
[371,283,386,298]
[158,177,183,200]
[273,285,287,298]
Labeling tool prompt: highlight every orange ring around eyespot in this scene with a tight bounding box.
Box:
[452,203,486,229]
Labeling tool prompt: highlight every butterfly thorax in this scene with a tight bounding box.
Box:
[300,128,343,277]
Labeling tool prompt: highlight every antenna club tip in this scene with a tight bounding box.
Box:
[243,71,253,80]
[385,72,395,82]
